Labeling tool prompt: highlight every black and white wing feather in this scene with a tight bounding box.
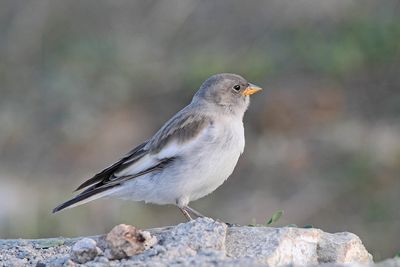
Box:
[53,107,212,213]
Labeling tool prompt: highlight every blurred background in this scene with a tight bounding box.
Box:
[0,0,399,260]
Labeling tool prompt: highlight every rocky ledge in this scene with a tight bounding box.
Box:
[0,217,396,267]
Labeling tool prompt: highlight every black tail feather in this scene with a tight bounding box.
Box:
[52,185,116,213]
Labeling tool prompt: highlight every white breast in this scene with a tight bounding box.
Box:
[184,116,245,202]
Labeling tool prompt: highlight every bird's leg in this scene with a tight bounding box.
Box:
[178,207,193,221]
[184,206,205,218]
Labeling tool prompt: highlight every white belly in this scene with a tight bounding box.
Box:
[185,136,244,202]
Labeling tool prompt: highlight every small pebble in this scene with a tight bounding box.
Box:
[70,238,99,264]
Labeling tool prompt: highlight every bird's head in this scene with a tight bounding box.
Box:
[193,73,262,114]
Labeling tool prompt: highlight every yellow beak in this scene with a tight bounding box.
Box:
[242,83,262,96]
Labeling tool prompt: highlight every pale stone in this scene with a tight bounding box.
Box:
[0,218,375,267]
[70,237,100,264]
[102,224,157,260]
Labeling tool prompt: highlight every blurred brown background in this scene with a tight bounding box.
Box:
[1,0,399,260]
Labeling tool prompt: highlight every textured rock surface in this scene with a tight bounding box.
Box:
[374,258,400,267]
[70,238,100,263]
[100,224,157,260]
[0,217,379,266]
[226,226,372,266]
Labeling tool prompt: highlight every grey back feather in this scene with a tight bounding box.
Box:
[146,105,211,153]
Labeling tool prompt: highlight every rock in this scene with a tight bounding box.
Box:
[374,257,400,267]
[70,237,100,264]
[131,217,227,264]
[0,218,376,267]
[225,226,372,266]
[101,224,157,260]
[318,231,373,264]
[0,238,71,267]
[63,259,77,267]
[156,217,227,254]
[4,258,27,267]
[46,255,71,267]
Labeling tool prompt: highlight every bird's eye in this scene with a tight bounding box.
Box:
[233,84,241,91]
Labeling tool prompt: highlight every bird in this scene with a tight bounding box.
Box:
[53,73,262,220]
